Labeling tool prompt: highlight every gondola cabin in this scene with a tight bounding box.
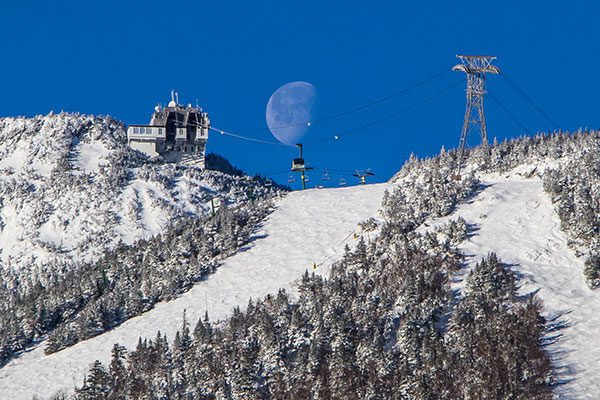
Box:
[291,157,306,172]
[127,91,210,168]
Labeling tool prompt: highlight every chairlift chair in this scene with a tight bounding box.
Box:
[321,170,331,181]
[287,175,296,183]
[339,177,347,186]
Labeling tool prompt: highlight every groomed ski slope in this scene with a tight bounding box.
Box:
[432,169,600,399]
[0,183,392,400]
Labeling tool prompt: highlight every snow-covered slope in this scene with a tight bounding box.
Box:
[0,183,391,400]
[0,113,264,274]
[1,115,598,399]
[0,112,283,371]
[426,169,600,399]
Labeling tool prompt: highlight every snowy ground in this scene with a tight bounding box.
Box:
[2,167,599,399]
[0,183,391,400]
[430,171,600,399]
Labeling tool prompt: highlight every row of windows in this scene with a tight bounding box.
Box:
[162,144,203,153]
[129,126,165,136]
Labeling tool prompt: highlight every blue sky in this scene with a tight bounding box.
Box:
[2,1,599,188]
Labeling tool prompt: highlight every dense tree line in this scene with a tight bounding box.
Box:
[205,153,244,177]
[72,254,551,399]
[69,154,552,399]
[401,129,600,287]
[541,140,600,288]
[0,186,279,366]
[7,116,590,397]
[44,198,276,354]
[0,113,286,367]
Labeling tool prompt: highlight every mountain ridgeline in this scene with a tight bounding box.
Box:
[70,128,600,399]
[1,112,599,399]
[0,113,284,367]
[71,140,565,399]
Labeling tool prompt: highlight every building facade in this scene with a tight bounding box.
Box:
[127,92,210,167]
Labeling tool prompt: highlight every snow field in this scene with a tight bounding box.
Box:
[0,183,391,400]
[434,171,600,399]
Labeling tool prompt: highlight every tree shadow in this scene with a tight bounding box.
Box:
[540,310,576,389]
[462,182,492,205]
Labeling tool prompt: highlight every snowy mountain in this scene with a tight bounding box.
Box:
[1,183,390,400]
[0,113,272,269]
[0,113,282,366]
[2,122,600,399]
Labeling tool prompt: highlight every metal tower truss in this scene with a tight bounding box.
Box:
[453,55,499,176]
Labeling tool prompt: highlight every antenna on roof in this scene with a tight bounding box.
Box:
[169,90,177,107]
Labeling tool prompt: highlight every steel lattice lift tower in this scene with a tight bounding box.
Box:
[453,55,499,177]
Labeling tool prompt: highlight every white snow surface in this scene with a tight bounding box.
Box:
[0,113,261,273]
[2,156,600,399]
[427,170,600,399]
[0,183,391,400]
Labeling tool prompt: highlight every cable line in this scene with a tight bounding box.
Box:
[500,72,560,130]
[208,126,290,147]
[307,79,463,145]
[488,92,531,135]
[187,68,453,149]
[302,68,451,127]
[237,68,452,131]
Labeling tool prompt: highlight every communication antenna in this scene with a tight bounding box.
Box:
[453,55,499,177]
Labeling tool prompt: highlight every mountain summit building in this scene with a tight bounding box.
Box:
[127,91,210,168]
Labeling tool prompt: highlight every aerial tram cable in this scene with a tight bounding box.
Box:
[307,79,463,145]
[487,93,530,136]
[307,68,451,126]
[488,92,531,135]
[260,169,289,175]
[499,72,560,130]
[187,71,458,151]
[178,119,290,147]
[496,81,552,133]
[176,72,459,185]
[260,168,292,176]
[208,126,291,146]
[238,68,452,132]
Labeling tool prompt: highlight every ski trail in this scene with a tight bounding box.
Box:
[0,183,391,400]
[438,173,600,399]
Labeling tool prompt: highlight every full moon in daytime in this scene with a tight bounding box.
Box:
[266,81,317,146]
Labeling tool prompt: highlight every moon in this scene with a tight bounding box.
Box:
[266,81,317,146]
